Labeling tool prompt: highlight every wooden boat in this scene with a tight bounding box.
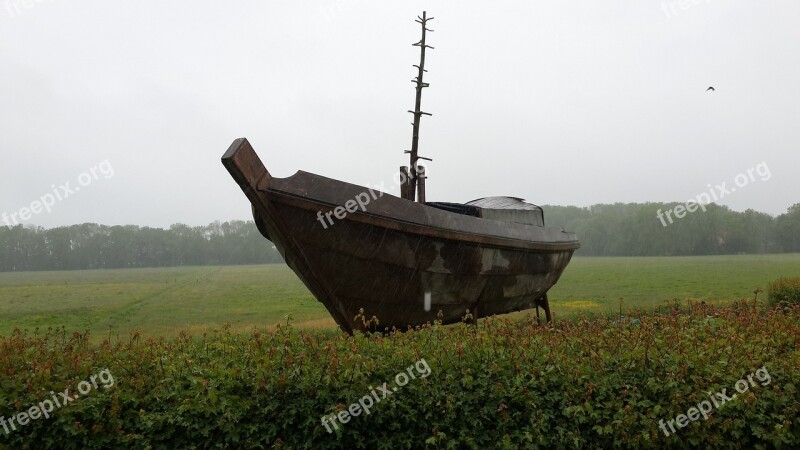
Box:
[222,138,579,332]
[221,12,579,333]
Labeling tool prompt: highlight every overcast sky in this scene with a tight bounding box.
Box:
[1,1,798,228]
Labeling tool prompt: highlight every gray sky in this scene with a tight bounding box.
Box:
[1,0,798,228]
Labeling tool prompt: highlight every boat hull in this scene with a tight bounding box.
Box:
[222,138,579,332]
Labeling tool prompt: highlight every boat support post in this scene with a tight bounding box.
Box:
[535,294,553,324]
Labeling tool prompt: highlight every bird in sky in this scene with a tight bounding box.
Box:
[706,86,715,92]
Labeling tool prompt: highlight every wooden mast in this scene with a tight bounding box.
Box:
[402,11,434,202]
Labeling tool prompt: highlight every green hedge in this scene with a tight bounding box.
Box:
[1,302,799,449]
[768,277,800,307]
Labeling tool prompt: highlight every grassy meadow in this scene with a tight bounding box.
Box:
[1,254,799,339]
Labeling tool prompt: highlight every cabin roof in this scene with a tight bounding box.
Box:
[466,196,542,211]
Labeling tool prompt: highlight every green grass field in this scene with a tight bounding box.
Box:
[1,254,798,338]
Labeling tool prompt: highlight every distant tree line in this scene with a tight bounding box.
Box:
[544,202,800,256]
[0,221,284,272]
[1,203,798,271]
